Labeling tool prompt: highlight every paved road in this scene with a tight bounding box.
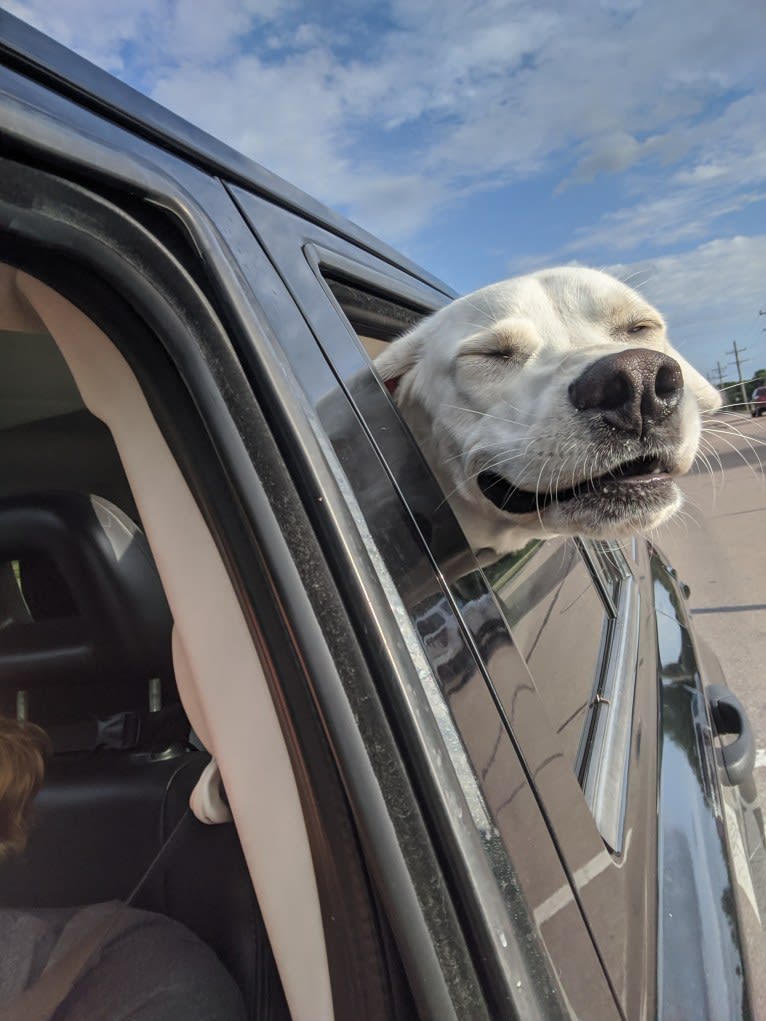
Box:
[659,411,765,802]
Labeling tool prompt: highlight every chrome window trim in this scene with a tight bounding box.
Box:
[581,543,640,853]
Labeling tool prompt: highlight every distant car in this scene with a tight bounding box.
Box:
[0,13,764,1021]
[751,385,766,416]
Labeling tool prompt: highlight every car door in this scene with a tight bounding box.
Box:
[228,188,645,1018]
[235,182,766,1019]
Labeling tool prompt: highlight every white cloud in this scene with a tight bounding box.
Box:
[4,0,160,72]
[5,0,764,379]
[3,0,286,72]
[608,235,766,373]
[512,91,766,268]
[611,235,766,322]
[4,0,766,256]
[149,47,448,237]
[558,132,644,190]
[566,188,766,255]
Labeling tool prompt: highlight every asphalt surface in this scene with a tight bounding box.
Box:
[659,411,766,805]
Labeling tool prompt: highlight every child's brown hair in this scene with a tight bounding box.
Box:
[0,716,51,858]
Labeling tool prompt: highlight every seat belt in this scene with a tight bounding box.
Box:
[47,710,143,754]
[3,809,195,1021]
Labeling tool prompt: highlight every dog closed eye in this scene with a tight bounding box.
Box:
[458,319,540,365]
[625,320,662,335]
[459,346,515,361]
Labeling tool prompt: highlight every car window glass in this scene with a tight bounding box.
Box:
[484,540,610,778]
[324,277,424,344]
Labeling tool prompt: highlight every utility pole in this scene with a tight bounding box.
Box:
[725,340,750,411]
[712,359,733,407]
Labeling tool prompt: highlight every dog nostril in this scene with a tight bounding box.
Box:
[655,361,683,400]
[601,372,634,411]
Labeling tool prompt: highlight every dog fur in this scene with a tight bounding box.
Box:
[375,267,720,556]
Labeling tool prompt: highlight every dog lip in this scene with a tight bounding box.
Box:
[477,454,674,515]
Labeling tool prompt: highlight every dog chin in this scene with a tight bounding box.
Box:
[549,478,683,538]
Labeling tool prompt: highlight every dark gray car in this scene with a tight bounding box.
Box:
[0,12,763,1020]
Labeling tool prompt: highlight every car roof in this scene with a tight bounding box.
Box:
[0,11,455,298]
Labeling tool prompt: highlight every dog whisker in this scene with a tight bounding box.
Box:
[553,449,572,498]
[701,430,764,482]
[694,446,719,491]
[435,445,536,509]
[673,494,703,531]
[703,418,766,447]
[703,424,765,473]
[533,457,551,532]
[709,402,763,412]
[696,436,725,488]
[442,404,531,428]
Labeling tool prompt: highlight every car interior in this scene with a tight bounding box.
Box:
[0,263,334,1019]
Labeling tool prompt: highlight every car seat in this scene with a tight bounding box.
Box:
[0,491,288,1020]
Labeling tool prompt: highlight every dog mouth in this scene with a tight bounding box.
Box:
[477,454,674,515]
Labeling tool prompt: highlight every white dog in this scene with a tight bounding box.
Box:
[375,267,720,556]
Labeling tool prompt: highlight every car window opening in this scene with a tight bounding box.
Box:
[0,263,319,1020]
[326,272,641,845]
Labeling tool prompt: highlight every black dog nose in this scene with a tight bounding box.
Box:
[568,349,684,436]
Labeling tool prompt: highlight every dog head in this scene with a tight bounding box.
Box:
[375,267,720,554]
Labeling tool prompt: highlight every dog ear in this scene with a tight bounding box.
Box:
[676,354,723,412]
[374,329,424,393]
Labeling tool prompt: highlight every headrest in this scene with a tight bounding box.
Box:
[0,491,173,693]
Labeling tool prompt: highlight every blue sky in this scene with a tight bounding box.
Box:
[8,0,766,382]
